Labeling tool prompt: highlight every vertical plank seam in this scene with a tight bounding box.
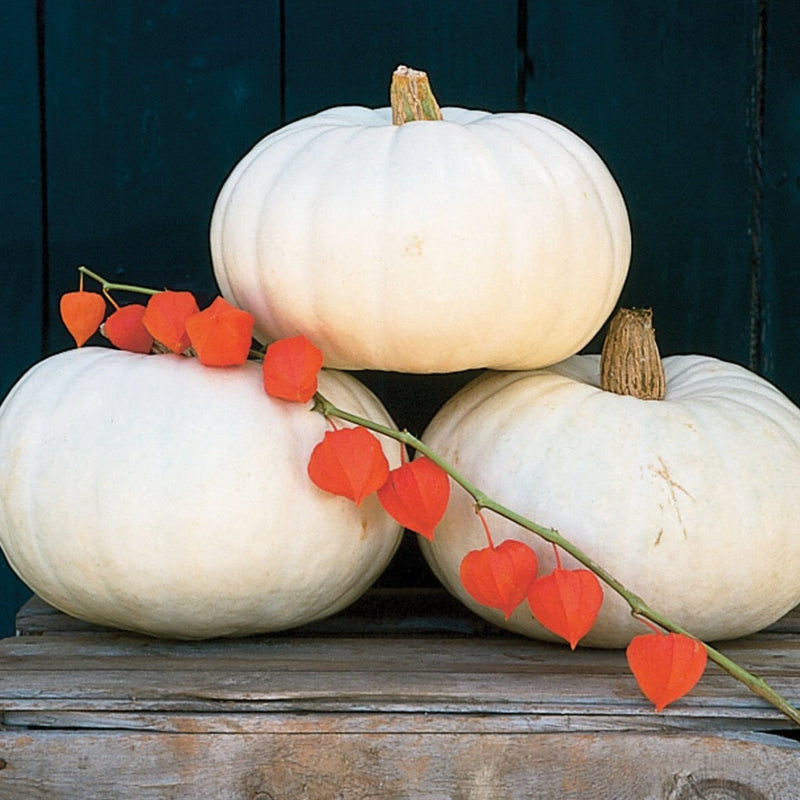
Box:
[279,0,286,125]
[515,0,532,110]
[36,0,50,355]
[748,0,768,373]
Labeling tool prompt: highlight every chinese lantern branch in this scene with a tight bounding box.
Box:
[77,265,162,298]
[312,390,800,727]
[699,643,800,725]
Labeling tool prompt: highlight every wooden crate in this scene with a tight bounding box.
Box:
[1,589,799,799]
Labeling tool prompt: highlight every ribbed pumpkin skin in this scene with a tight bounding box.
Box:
[419,355,800,648]
[210,106,631,373]
[0,348,403,639]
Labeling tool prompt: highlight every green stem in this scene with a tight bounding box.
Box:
[312,392,800,727]
[78,265,161,297]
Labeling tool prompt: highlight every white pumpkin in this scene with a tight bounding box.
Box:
[209,70,630,373]
[419,351,800,648]
[0,348,403,638]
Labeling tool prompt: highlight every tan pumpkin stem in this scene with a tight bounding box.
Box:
[600,308,666,400]
[390,65,443,125]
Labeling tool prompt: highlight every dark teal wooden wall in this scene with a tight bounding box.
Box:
[1,0,798,635]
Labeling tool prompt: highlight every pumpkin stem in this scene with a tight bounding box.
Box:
[600,307,666,400]
[390,65,443,125]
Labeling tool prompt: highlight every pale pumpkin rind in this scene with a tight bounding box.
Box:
[209,106,631,373]
[419,354,800,648]
[0,348,403,639]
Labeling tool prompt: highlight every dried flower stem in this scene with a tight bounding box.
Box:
[77,265,161,298]
[312,392,800,727]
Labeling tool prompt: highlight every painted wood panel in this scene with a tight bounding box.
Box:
[0,1,43,404]
[760,1,800,397]
[42,0,282,352]
[525,0,762,366]
[283,0,519,121]
[0,0,43,636]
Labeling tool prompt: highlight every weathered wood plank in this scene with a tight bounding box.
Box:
[5,593,800,735]
[4,625,800,678]
[13,589,498,638]
[3,601,800,787]
[18,590,800,638]
[3,708,785,736]
[0,663,796,728]
[2,615,799,731]
[0,729,797,800]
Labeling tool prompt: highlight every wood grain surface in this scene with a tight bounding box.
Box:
[1,592,799,797]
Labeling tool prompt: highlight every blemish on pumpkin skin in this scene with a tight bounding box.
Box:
[654,528,664,546]
[360,517,369,540]
[651,457,693,540]
[403,235,424,257]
